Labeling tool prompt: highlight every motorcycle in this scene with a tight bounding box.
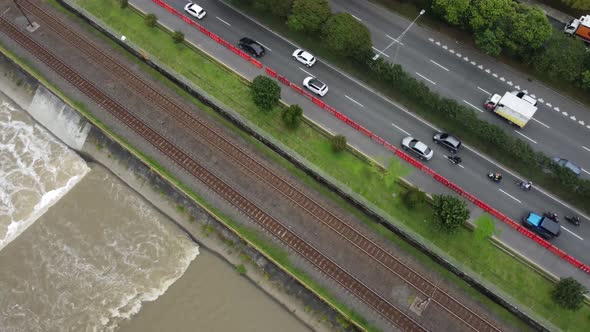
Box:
[543,212,559,222]
[447,155,462,165]
[516,180,532,191]
[487,172,502,183]
[565,215,581,226]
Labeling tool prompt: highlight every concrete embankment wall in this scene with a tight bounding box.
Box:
[0,52,346,332]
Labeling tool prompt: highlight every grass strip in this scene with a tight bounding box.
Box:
[55,1,590,330]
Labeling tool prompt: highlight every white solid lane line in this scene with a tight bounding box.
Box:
[299,67,314,77]
[514,130,537,144]
[477,86,491,95]
[532,117,550,129]
[430,60,450,72]
[463,100,484,113]
[583,145,590,153]
[415,72,436,85]
[216,16,231,26]
[562,227,584,241]
[345,95,365,108]
[499,189,522,204]
[391,123,411,136]
[372,46,390,57]
[256,41,272,51]
[351,14,363,21]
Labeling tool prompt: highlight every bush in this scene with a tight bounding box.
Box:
[432,0,470,26]
[119,0,128,9]
[534,33,587,83]
[474,28,503,56]
[552,277,588,311]
[581,70,590,90]
[401,187,427,209]
[251,76,281,111]
[172,31,184,44]
[144,14,157,28]
[503,5,552,58]
[331,134,347,152]
[432,195,470,232]
[282,104,303,129]
[287,0,331,33]
[561,0,590,10]
[322,13,373,62]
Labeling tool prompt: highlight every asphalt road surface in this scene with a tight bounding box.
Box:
[131,0,590,281]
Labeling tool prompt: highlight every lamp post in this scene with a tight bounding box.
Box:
[372,9,425,61]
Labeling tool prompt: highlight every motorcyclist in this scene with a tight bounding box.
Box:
[450,155,462,164]
[520,180,532,189]
[494,173,502,181]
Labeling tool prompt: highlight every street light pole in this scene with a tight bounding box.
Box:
[372,9,425,61]
[12,0,32,27]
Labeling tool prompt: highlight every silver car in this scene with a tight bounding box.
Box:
[401,136,434,160]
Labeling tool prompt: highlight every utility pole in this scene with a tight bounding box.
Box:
[12,0,39,32]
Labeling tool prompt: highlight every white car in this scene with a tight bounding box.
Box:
[401,136,434,160]
[184,2,206,19]
[292,49,316,67]
[303,77,328,97]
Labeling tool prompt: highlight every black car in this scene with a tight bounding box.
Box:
[433,132,461,153]
[238,37,265,57]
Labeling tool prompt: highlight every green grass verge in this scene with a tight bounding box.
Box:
[56,0,590,330]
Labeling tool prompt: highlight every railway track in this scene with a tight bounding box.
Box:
[0,12,426,332]
[5,2,504,330]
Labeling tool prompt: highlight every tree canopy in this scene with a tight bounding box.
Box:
[287,0,331,33]
[322,13,373,62]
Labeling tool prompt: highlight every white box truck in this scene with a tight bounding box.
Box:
[484,92,538,128]
[564,15,590,43]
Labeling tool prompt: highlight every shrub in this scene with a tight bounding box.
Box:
[432,195,470,232]
[322,13,373,62]
[119,0,128,9]
[251,76,281,111]
[144,14,157,28]
[287,0,331,33]
[504,5,552,58]
[552,277,588,311]
[534,33,587,83]
[401,187,427,209]
[581,70,590,90]
[331,134,347,152]
[172,31,184,44]
[560,0,590,10]
[282,104,303,129]
[432,0,470,26]
[253,0,293,17]
[474,28,503,56]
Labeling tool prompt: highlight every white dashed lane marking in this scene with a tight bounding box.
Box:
[514,130,537,144]
[299,67,314,77]
[372,46,390,57]
[391,123,411,136]
[532,118,550,129]
[477,86,491,95]
[430,59,449,71]
[499,189,521,204]
[345,95,365,108]
[583,146,590,153]
[415,72,436,85]
[463,100,484,113]
[216,16,231,26]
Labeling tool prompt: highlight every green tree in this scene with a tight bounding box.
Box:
[287,0,331,33]
[322,13,373,62]
[581,70,590,89]
[468,0,513,32]
[534,33,587,82]
[401,187,427,209]
[432,195,470,232]
[282,104,304,128]
[474,28,503,56]
[119,0,128,9]
[552,277,588,311]
[331,134,347,152]
[504,5,552,57]
[144,14,157,28]
[432,0,471,26]
[560,0,590,10]
[253,0,294,17]
[251,76,281,111]
[172,31,184,44]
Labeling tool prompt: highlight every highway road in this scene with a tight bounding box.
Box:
[132,0,590,279]
[331,0,590,179]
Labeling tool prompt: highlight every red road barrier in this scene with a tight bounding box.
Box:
[265,67,277,78]
[153,0,590,275]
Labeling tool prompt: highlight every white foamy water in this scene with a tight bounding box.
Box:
[0,100,89,250]
[0,165,199,332]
